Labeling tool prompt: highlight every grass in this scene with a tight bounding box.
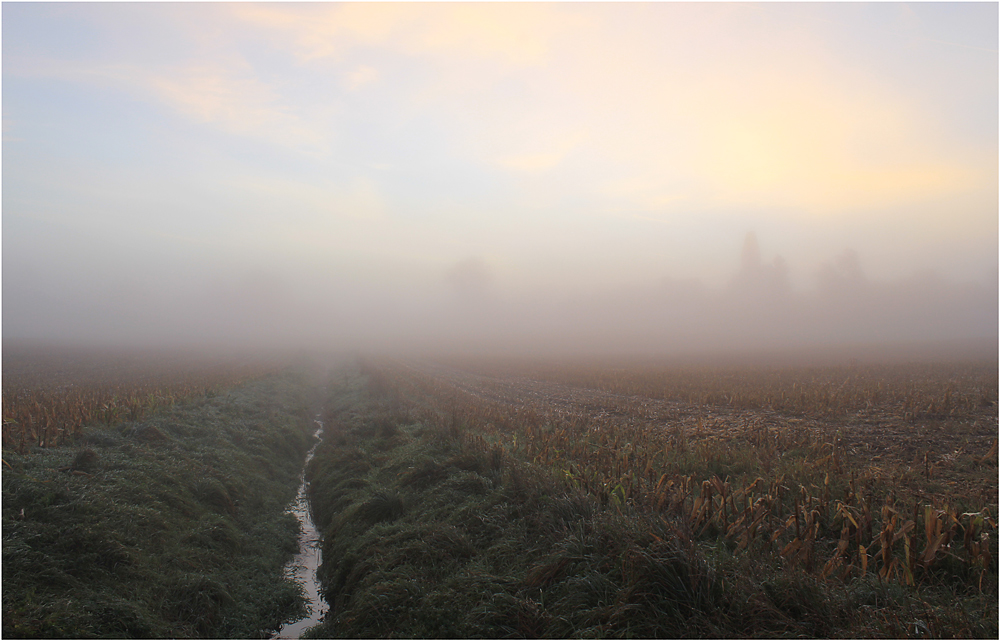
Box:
[303,361,997,638]
[2,369,321,638]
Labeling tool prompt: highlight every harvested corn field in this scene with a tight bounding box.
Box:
[2,346,276,451]
[304,357,997,638]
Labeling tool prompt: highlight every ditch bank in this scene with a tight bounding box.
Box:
[303,371,732,638]
[2,370,320,638]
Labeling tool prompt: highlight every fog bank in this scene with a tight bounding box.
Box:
[4,233,995,361]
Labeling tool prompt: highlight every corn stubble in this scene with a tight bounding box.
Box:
[2,351,272,451]
[358,357,997,633]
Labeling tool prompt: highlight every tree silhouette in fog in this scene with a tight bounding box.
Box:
[816,249,867,301]
[730,232,790,302]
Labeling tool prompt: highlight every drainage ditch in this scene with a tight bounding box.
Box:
[273,418,327,639]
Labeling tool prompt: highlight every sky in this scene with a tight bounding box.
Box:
[2,2,998,356]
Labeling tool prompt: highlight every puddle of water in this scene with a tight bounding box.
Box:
[273,419,327,640]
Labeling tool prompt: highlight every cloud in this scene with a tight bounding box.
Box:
[8,57,325,153]
[148,4,992,223]
[684,71,986,214]
[493,131,587,173]
[495,152,565,173]
[231,3,562,66]
[142,63,320,147]
[556,33,991,219]
[344,65,379,92]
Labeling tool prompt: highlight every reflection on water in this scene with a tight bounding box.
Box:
[273,419,327,639]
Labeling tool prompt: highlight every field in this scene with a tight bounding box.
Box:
[2,346,275,452]
[2,348,322,638]
[407,357,998,506]
[305,356,998,638]
[3,347,997,638]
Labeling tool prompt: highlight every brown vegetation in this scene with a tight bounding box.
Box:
[2,347,275,451]
[366,357,998,593]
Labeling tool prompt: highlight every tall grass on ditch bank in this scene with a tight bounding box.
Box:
[304,363,997,638]
[3,370,320,638]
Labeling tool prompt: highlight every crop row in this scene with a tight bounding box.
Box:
[453,359,998,419]
[2,362,273,451]
[367,359,997,591]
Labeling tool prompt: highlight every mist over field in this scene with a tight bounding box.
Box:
[5,230,994,360]
[3,3,997,360]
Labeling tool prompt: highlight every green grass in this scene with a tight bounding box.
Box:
[2,370,320,638]
[303,368,997,639]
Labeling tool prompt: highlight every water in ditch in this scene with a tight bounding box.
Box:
[273,418,327,639]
